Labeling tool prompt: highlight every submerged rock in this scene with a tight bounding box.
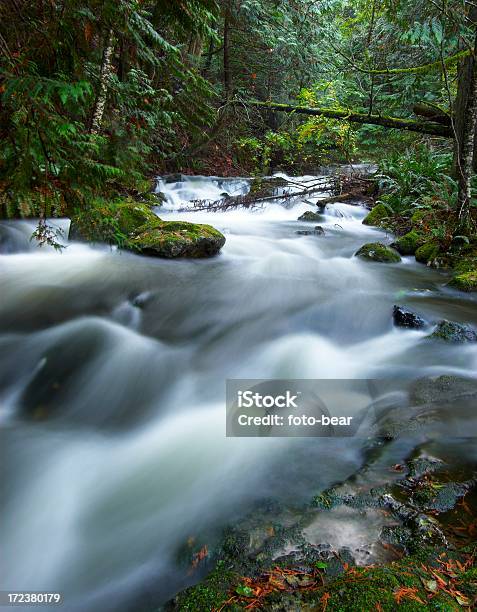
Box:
[298,211,321,222]
[427,320,477,343]
[131,221,225,258]
[362,203,391,227]
[410,375,477,405]
[355,242,401,263]
[296,226,325,236]
[392,305,427,329]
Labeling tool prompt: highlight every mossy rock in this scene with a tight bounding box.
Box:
[362,203,392,227]
[427,320,477,343]
[69,199,159,243]
[393,230,425,256]
[415,240,440,264]
[298,211,322,222]
[355,242,401,263]
[131,221,226,258]
[449,270,477,292]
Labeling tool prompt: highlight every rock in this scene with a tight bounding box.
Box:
[70,200,225,258]
[392,230,425,255]
[415,240,440,265]
[449,270,477,292]
[362,203,392,227]
[69,200,159,241]
[427,320,477,343]
[410,375,477,405]
[296,226,325,236]
[298,211,321,222]
[392,305,427,329]
[131,221,225,258]
[355,242,401,263]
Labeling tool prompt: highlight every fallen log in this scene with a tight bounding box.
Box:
[236,100,452,138]
[413,103,451,126]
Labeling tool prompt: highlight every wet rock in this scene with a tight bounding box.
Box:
[296,226,325,236]
[427,320,477,343]
[298,211,321,222]
[392,230,425,255]
[392,305,426,329]
[131,221,225,258]
[362,203,392,227]
[355,242,401,263]
[409,375,477,405]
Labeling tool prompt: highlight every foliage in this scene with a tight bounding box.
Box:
[0,0,218,218]
[376,146,456,214]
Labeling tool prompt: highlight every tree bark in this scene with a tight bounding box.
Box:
[90,29,115,135]
[223,0,232,98]
[456,30,477,224]
[236,100,452,137]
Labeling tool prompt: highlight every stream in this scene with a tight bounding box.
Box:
[1,173,477,611]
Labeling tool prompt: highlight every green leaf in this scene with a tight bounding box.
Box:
[236,585,254,598]
[314,561,328,569]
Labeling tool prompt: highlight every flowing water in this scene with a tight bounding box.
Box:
[1,174,477,611]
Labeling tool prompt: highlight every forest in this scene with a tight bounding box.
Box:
[1,1,477,611]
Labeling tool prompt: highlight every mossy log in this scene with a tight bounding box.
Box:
[238,100,452,137]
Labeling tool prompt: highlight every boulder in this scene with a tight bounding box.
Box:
[70,200,226,258]
[296,226,325,236]
[449,270,477,292]
[298,211,322,222]
[415,240,440,265]
[362,203,391,227]
[131,221,225,258]
[392,230,425,255]
[355,242,401,263]
[69,200,159,242]
[427,320,477,343]
[410,375,477,406]
[392,305,426,329]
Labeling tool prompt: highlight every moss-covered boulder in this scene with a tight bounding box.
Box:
[427,320,477,343]
[69,199,225,258]
[131,221,225,258]
[362,203,392,227]
[393,230,425,255]
[415,240,440,264]
[298,211,321,222]
[69,199,159,243]
[449,270,477,292]
[355,242,401,263]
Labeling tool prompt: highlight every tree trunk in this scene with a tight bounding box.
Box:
[456,30,477,225]
[223,1,231,98]
[90,30,115,135]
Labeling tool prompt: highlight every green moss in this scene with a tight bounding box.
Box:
[131,221,226,258]
[415,240,440,264]
[355,242,401,263]
[362,203,392,227]
[411,209,428,226]
[69,198,159,245]
[449,270,477,292]
[394,230,425,255]
[173,561,239,611]
[115,200,158,234]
